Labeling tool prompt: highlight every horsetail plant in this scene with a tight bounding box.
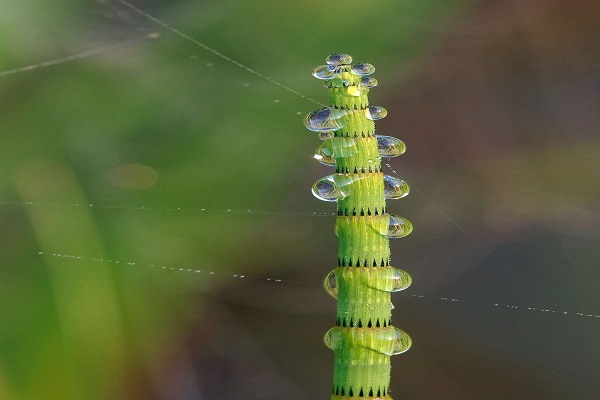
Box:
[305,54,413,400]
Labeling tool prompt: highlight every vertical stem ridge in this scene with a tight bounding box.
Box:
[307,55,412,400]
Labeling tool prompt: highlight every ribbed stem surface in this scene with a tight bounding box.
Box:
[307,56,412,400]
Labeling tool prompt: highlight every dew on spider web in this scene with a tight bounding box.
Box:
[2,244,597,319]
[1,0,596,325]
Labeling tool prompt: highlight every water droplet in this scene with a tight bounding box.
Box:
[323,270,338,298]
[304,107,347,132]
[364,266,412,292]
[312,174,359,201]
[312,176,340,202]
[365,106,388,121]
[312,64,338,80]
[383,175,410,199]
[323,327,342,350]
[391,268,412,291]
[377,136,406,157]
[385,215,413,238]
[314,141,335,166]
[360,76,378,88]
[334,138,359,158]
[351,63,375,76]
[326,53,352,66]
[318,132,334,140]
[390,327,412,355]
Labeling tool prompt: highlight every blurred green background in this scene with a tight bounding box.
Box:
[1,0,599,399]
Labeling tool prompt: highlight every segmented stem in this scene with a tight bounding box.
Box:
[306,54,413,400]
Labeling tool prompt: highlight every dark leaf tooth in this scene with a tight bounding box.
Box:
[361,167,366,173]
[349,388,354,397]
[360,209,365,216]
[342,318,347,327]
[349,318,354,327]
[335,387,340,396]
[377,389,381,397]
[341,388,345,397]
[367,319,372,328]
[337,257,341,267]
[355,259,360,267]
[353,104,358,110]
[383,387,387,395]
[353,167,358,174]
[372,259,377,267]
[357,319,362,328]
[359,388,364,397]
[354,132,358,138]
[332,386,335,394]
[375,209,379,216]
[352,208,357,216]
[367,208,372,216]
[344,209,349,216]
[381,258,385,267]
[369,389,374,397]
[348,258,353,266]
[361,132,366,138]
[376,318,381,328]
[363,259,368,267]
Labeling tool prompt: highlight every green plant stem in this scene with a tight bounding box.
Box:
[316,65,411,400]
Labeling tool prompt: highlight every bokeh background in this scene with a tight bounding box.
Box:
[1,0,599,399]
